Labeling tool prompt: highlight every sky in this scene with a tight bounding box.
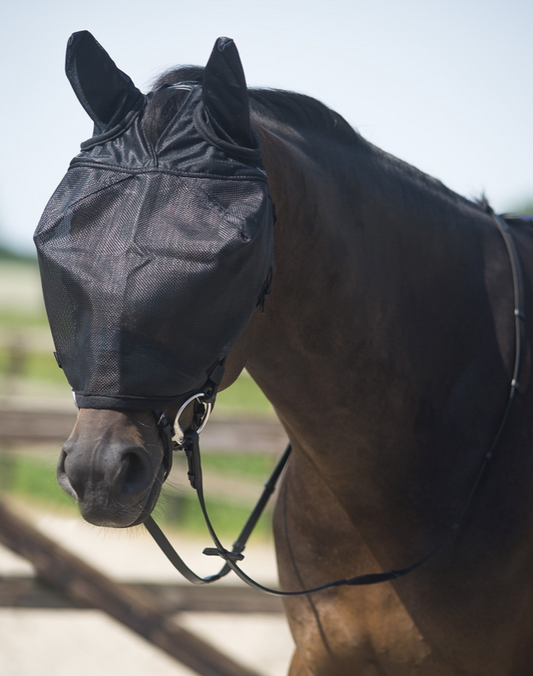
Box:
[1,0,532,254]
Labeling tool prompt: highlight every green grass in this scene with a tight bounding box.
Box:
[0,309,49,329]
[216,373,273,415]
[0,454,76,511]
[160,452,278,535]
[197,451,278,479]
[156,489,273,538]
[0,347,64,384]
[0,246,37,264]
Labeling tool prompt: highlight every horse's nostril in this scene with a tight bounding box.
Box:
[57,449,81,501]
[120,451,152,495]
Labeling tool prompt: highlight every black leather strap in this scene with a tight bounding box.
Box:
[154,410,175,480]
[145,439,292,586]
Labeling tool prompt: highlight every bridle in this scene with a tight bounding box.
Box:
[145,209,526,596]
[155,393,213,482]
[149,401,292,586]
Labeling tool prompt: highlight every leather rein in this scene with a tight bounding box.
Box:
[145,209,526,596]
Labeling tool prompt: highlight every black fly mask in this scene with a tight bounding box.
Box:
[34,32,274,410]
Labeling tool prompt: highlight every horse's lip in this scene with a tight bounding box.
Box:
[57,449,78,501]
[124,462,167,528]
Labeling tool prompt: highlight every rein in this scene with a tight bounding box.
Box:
[146,210,525,595]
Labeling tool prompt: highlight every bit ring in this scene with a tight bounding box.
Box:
[175,392,212,444]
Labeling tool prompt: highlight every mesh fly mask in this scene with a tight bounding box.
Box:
[34,32,274,410]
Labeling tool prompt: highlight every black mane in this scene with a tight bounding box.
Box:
[144,66,360,146]
[248,89,361,145]
[144,66,484,214]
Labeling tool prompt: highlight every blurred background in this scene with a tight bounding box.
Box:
[0,0,532,674]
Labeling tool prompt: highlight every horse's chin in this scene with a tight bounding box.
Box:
[76,475,164,528]
[126,475,165,528]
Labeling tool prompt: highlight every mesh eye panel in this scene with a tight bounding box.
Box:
[34,89,274,409]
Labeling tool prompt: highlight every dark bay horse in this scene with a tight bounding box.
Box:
[44,34,533,675]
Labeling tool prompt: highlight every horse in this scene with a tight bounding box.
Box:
[36,32,533,675]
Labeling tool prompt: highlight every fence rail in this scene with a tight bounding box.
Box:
[0,406,287,451]
[0,576,283,613]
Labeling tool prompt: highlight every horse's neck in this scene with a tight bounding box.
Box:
[248,122,513,505]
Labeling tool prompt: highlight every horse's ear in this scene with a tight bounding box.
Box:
[203,37,255,148]
[65,31,144,134]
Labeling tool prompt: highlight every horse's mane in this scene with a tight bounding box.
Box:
[248,89,361,145]
[144,66,361,147]
[145,66,485,214]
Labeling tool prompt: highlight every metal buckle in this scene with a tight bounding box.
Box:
[175,392,212,446]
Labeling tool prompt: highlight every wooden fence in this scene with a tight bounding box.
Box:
[0,405,287,451]
[0,501,286,676]
[0,402,290,674]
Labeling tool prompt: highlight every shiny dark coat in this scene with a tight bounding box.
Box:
[54,33,533,675]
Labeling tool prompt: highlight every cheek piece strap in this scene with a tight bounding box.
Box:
[154,410,175,481]
[154,359,226,481]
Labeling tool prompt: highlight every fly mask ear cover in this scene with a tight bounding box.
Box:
[34,32,274,410]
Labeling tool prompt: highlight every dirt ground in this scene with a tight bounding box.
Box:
[0,505,294,676]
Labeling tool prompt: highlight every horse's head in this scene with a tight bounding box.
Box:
[34,32,274,527]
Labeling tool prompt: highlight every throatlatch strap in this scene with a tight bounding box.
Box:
[146,211,525,596]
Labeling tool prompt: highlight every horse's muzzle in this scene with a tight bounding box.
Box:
[58,432,164,528]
